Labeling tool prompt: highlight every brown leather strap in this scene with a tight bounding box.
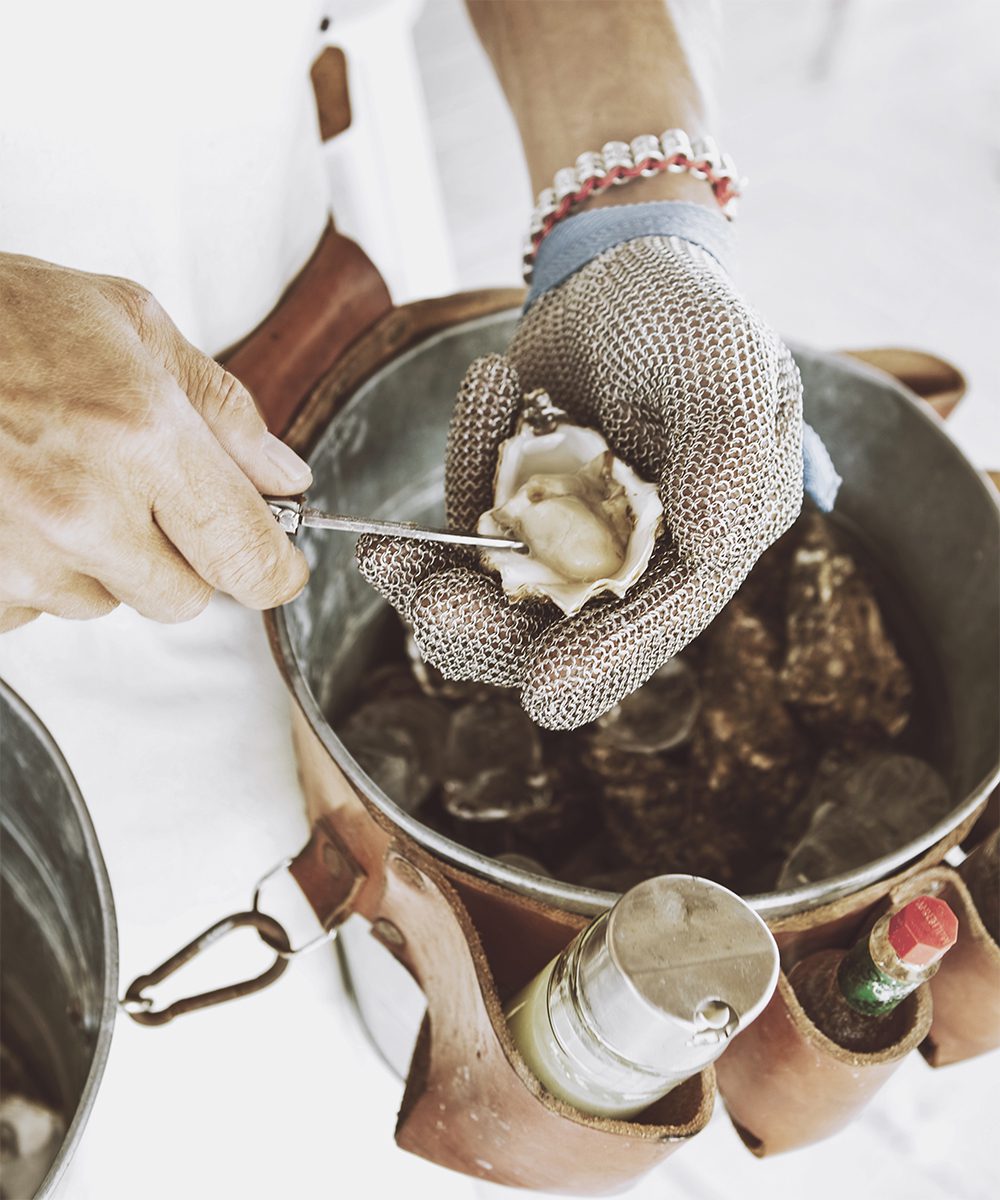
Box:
[310,47,352,142]
[716,864,977,1155]
[921,872,1000,1067]
[218,38,389,440]
[220,223,392,442]
[288,819,367,930]
[839,347,967,420]
[282,287,524,455]
[447,862,588,999]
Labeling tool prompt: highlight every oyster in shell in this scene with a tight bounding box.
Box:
[478,412,663,617]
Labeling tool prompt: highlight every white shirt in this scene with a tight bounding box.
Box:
[0,0,329,354]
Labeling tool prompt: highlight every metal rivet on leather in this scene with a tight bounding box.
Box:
[390,854,426,891]
[322,841,346,877]
[372,918,406,949]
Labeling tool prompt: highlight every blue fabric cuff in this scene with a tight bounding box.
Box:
[802,422,842,512]
[522,200,841,512]
[525,201,734,309]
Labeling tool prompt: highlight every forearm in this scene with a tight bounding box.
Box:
[466,0,720,208]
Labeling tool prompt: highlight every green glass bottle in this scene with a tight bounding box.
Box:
[789,894,958,1052]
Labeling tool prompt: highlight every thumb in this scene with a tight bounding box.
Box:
[157,323,312,496]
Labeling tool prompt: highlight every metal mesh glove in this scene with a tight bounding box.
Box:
[357,234,803,730]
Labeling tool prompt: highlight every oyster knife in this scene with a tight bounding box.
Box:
[265,496,527,553]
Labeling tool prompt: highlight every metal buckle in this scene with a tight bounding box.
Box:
[252,858,340,959]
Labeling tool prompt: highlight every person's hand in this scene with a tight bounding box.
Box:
[357,234,803,731]
[0,254,312,632]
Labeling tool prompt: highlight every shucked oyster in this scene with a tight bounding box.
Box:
[492,453,630,582]
[477,402,663,617]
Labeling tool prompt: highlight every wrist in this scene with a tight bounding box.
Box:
[586,170,717,212]
[525,201,734,312]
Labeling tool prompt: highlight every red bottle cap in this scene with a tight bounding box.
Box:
[887,895,958,966]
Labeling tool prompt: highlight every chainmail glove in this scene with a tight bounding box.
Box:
[358,224,806,731]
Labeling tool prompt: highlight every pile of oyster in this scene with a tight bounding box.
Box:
[342,506,948,893]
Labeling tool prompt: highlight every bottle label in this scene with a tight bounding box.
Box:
[836,939,912,1016]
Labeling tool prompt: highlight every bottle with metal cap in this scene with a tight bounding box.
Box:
[503,875,779,1118]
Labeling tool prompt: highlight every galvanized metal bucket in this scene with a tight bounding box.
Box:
[267,305,999,1070]
[0,680,118,1198]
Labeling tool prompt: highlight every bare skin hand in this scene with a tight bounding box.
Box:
[0,253,312,632]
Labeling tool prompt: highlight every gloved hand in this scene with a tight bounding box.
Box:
[358,215,809,731]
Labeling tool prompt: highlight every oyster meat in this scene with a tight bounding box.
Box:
[490,453,630,582]
[478,415,663,616]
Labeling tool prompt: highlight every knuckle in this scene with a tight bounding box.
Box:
[56,592,121,622]
[92,595,121,619]
[58,366,181,464]
[108,384,175,450]
[109,383,190,481]
[159,581,212,624]
[1,562,121,622]
[109,279,165,337]
[33,487,106,559]
[1,561,40,606]
[225,534,280,592]
[0,606,41,633]
[194,364,257,426]
[209,531,301,607]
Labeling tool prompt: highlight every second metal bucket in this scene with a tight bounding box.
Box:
[0,681,118,1198]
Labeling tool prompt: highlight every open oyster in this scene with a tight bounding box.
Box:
[477,394,663,617]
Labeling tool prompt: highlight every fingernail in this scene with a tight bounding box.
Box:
[264,433,312,489]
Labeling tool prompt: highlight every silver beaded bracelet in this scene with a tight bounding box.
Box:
[523,130,744,281]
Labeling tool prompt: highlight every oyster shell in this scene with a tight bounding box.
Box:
[477,413,663,616]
